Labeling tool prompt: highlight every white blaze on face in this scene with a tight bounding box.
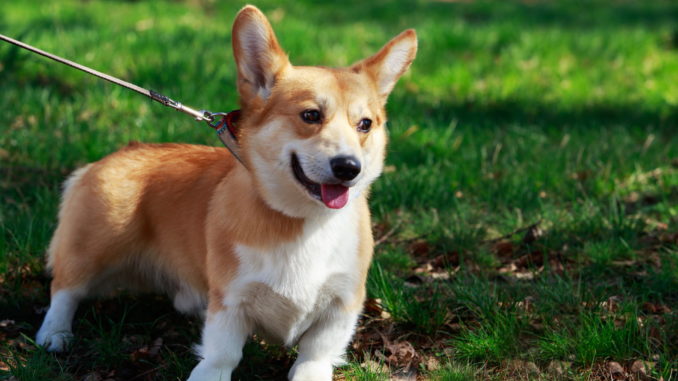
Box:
[245,104,385,218]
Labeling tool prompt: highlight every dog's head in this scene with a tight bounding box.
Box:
[231,6,417,218]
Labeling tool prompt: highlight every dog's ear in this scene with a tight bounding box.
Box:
[232,6,290,104]
[353,29,417,99]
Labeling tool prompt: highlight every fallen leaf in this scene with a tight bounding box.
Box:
[409,240,432,257]
[129,338,163,362]
[384,165,396,173]
[391,368,417,380]
[570,171,591,181]
[148,337,163,357]
[423,356,440,371]
[642,302,671,314]
[379,334,420,373]
[546,360,571,375]
[402,125,419,138]
[385,340,419,370]
[513,270,536,280]
[428,271,451,280]
[514,251,544,268]
[525,361,540,374]
[607,361,625,378]
[498,263,517,274]
[516,296,535,313]
[504,359,540,375]
[360,359,388,374]
[630,360,653,379]
[493,240,515,257]
[549,258,565,274]
[82,372,103,381]
[364,298,384,317]
[602,296,622,313]
[522,223,543,244]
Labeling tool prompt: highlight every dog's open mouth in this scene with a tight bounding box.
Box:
[291,153,349,209]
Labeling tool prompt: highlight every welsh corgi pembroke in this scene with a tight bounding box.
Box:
[36,5,417,380]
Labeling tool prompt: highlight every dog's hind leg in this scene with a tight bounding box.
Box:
[36,285,85,352]
[36,238,108,352]
[35,236,118,352]
[36,163,115,352]
[35,228,123,352]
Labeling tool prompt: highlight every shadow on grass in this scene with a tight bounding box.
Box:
[0,286,293,381]
[390,89,678,131]
[281,0,678,32]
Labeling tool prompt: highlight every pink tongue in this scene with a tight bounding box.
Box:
[320,184,349,209]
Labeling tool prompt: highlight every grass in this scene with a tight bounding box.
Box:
[1,0,678,379]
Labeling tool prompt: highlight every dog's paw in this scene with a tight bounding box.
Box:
[288,360,333,381]
[186,361,232,381]
[36,329,73,352]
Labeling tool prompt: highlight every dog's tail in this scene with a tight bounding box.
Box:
[46,164,93,271]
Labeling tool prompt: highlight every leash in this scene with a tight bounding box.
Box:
[0,33,244,165]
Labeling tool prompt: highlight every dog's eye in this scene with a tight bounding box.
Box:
[300,109,322,124]
[357,118,372,133]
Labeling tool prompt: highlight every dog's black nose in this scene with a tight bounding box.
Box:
[330,156,361,181]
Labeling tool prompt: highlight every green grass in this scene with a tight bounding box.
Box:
[2,0,678,379]
[428,362,480,381]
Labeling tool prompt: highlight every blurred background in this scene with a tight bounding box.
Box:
[1,1,677,380]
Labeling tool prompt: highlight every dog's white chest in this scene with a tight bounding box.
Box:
[225,209,360,345]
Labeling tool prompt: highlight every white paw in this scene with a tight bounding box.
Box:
[288,360,333,381]
[36,328,73,352]
[187,361,232,381]
[35,289,81,352]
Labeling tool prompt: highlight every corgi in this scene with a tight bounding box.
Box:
[35,5,417,380]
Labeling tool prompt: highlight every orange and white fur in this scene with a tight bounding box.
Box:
[36,5,416,380]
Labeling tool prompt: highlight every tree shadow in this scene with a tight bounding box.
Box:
[389,90,678,130]
[284,0,678,32]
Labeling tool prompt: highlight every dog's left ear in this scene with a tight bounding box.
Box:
[232,5,290,104]
[353,29,418,99]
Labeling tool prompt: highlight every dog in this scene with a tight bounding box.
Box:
[35,5,417,380]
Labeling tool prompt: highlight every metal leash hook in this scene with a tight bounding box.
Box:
[204,112,228,128]
[149,90,214,123]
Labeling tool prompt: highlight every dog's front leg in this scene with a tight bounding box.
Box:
[187,307,250,381]
[289,308,360,381]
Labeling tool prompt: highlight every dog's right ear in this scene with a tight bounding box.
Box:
[232,5,290,105]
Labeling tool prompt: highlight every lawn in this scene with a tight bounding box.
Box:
[1,0,677,380]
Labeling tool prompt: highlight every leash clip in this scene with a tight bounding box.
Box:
[203,111,229,128]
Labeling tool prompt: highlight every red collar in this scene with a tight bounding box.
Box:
[212,110,245,166]
[213,109,241,140]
